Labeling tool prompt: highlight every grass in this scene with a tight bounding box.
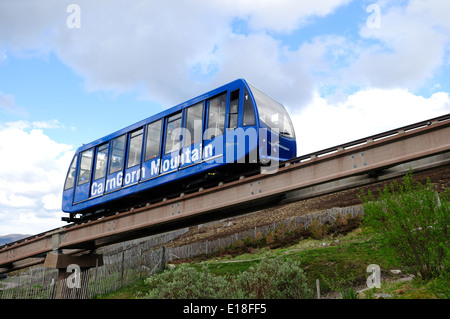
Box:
[96,226,431,299]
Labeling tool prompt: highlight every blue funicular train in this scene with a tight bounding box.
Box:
[62,79,297,222]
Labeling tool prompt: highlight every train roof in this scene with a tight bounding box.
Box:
[76,78,252,152]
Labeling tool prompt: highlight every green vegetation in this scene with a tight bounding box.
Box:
[359,171,449,297]
[96,172,449,299]
[141,256,313,299]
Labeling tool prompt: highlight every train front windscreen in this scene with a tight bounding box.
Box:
[249,84,295,138]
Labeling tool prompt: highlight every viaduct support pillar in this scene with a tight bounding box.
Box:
[44,252,103,299]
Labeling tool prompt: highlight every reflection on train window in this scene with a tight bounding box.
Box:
[250,84,294,137]
[78,149,93,185]
[206,93,226,139]
[145,120,162,161]
[64,155,78,190]
[164,112,182,154]
[127,128,143,168]
[109,134,126,174]
[184,102,203,147]
[228,90,239,129]
[94,143,109,180]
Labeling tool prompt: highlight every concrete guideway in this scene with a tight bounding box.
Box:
[1,114,449,278]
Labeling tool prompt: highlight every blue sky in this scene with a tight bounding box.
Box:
[1,0,449,235]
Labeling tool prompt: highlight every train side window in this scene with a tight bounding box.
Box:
[145,120,162,161]
[243,88,256,126]
[228,90,239,129]
[184,102,203,147]
[77,149,93,186]
[127,128,143,168]
[109,134,126,174]
[94,143,109,180]
[205,93,226,139]
[164,112,182,154]
[64,155,78,190]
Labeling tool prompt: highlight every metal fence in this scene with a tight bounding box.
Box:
[0,245,166,299]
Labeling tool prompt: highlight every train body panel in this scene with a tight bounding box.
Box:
[62,79,296,219]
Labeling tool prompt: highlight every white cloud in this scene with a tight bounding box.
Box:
[293,89,450,155]
[352,0,450,89]
[0,123,73,235]
[0,0,353,108]
[228,0,352,33]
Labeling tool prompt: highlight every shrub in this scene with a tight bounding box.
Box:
[142,257,314,299]
[359,172,449,280]
[308,219,329,240]
[143,263,230,299]
[234,256,314,299]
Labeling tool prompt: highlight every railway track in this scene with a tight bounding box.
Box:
[1,113,449,274]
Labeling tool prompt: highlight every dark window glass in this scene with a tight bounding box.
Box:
[205,93,226,139]
[64,155,78,190]
[243,88,256,126]
[184,102,203,146]
[228,90,239,129]
[109,135,126,174]
[94,143,109,180]
[164,112,182,154]
[145,120,162,161]
[77,149,93,185]
[127,128,143,168]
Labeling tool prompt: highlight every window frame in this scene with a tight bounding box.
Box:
[144,119,163,162]
[164,112,183,155]
[228,90,239,129]
[109,134,126,175]
[243,88,256,126]
[64,154,78,190]
[77,149,93,186]
[93,143,109,181]
[205,92,227,140]
[183,102,204,147]
[127,128,144,169]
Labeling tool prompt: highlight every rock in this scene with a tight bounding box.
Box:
[390,269,402,275]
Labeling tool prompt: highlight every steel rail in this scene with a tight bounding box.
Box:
[1,113,450,273]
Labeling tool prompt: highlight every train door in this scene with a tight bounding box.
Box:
[180,102,203,168]
[225,87,258,164]
[74,148,93,203]
[123,128,143,187]
[225,89,240,162]
[160,111,183,174]
[90,142,109,198]
[105,134,126,193]
[241,87,258,163]
[141,119,163,180]
[203,93,226,162]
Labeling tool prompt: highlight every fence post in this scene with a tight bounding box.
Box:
[120,251,125,287]
[316,279,321,299]
[159,246,166,273]
[139,248,143,280]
